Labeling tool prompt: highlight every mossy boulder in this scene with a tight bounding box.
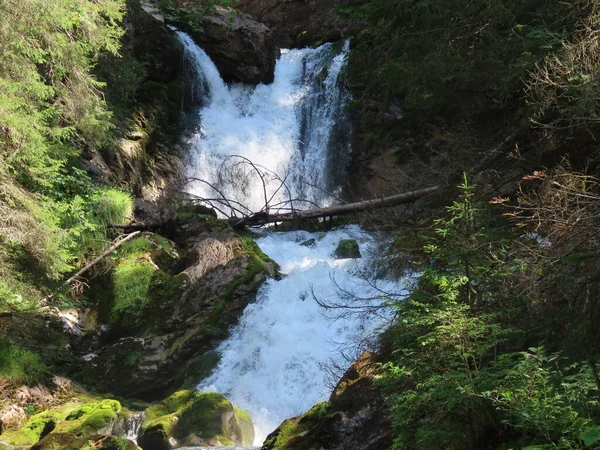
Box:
[234,406,255,446]
[30,433,140,450]
[137,390,253,450]
[2,399,122,447]
[54,400,121,436]
[334,239,361,259]
[263,352,392,450]
[3,411,59,445]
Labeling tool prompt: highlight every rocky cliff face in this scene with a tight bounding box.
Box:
[191,6,279,84]
[75,214,277,400]
[236,0,359,48]
[166,1,279,84]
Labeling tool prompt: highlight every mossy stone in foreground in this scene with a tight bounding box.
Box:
[3,411,59,445]
[30,433,139,450]
[138,390,253,450]
[3,399,122,447]
[334,239,361,259]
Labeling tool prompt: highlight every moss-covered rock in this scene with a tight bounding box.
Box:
[2,411,59,445]
[78,229,275,399]
[2,399,122,447]
[234,406,255,446]
[55,400,121,436]
[262,352,392,450]
[334,239,361,259]
[30,433,140,450]
[138,390,253,450]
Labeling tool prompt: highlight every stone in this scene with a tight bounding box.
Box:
[137,391,254,450]
[263,351,392,450]
[0,406,26,431]
[76,231,276,400]
[334,239,361,259]
[300,238,316,248]
[183,6,278,84]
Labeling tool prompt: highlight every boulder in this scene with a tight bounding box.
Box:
[185,6,279,84]
[137,391,254,449]
[237,0,360,48]
[77,227,276,400]
[300,238,316,248]
[334,239,361,259]
[2,399,126,448]
[0,406,26,431]
[263,351,391,450]
[31,433,140,450]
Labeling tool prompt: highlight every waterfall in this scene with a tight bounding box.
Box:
[178,31,352,212]
[176,32,403,446]
[110,412,145,444]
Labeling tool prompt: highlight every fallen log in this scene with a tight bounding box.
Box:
[230,185,440,228]
[65,231,141,285]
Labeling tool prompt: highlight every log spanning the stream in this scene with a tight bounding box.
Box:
[229,185,440,228]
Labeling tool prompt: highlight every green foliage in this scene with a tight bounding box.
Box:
[111,255,155,326]
[156,0,239,33]
[0,0,125,186]
[381,179,600,449]
[478,349,600,448]
[344,0,574,118]
[0,341,48,385]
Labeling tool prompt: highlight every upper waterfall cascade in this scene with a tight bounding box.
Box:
[178,31,352,214]
[176,32,402,447]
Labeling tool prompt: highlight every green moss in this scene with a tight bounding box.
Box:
[240,235,273,263]
[95,436,138,450]
[262,402,337,450]
[334,239,361,259]
[5,411,59,445]
[110,254,155,326]
[221,254,266,303]
[58,400,121,436]
[299,402,330,424]
[139,390,246,448]
[234,406,255,446]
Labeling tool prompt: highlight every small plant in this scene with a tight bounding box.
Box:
[0,342,49,385]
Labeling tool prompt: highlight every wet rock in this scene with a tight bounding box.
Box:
[300,238,316,248]
[334,239,361,259]
[137,390,254,450]
[31,433,140,450]
[263,351,391,450]
[78,230,276,399]
[179,6,278,84]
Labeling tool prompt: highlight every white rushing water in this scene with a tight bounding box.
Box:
[199,227,401,444]
[177,32,403,446]
[178,31,352,214]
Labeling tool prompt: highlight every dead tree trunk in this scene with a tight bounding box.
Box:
[65,231,141,285]
[230,186,440,228]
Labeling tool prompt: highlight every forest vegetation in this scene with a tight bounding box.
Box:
[1,0,600,449]
[345,0,600,448]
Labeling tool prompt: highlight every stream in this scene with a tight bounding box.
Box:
[175,32,404,447]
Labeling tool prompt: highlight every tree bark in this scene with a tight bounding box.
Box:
[65,231,141,285]
[230,186,440,228]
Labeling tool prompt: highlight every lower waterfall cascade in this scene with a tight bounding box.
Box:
[176,32,405,447]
